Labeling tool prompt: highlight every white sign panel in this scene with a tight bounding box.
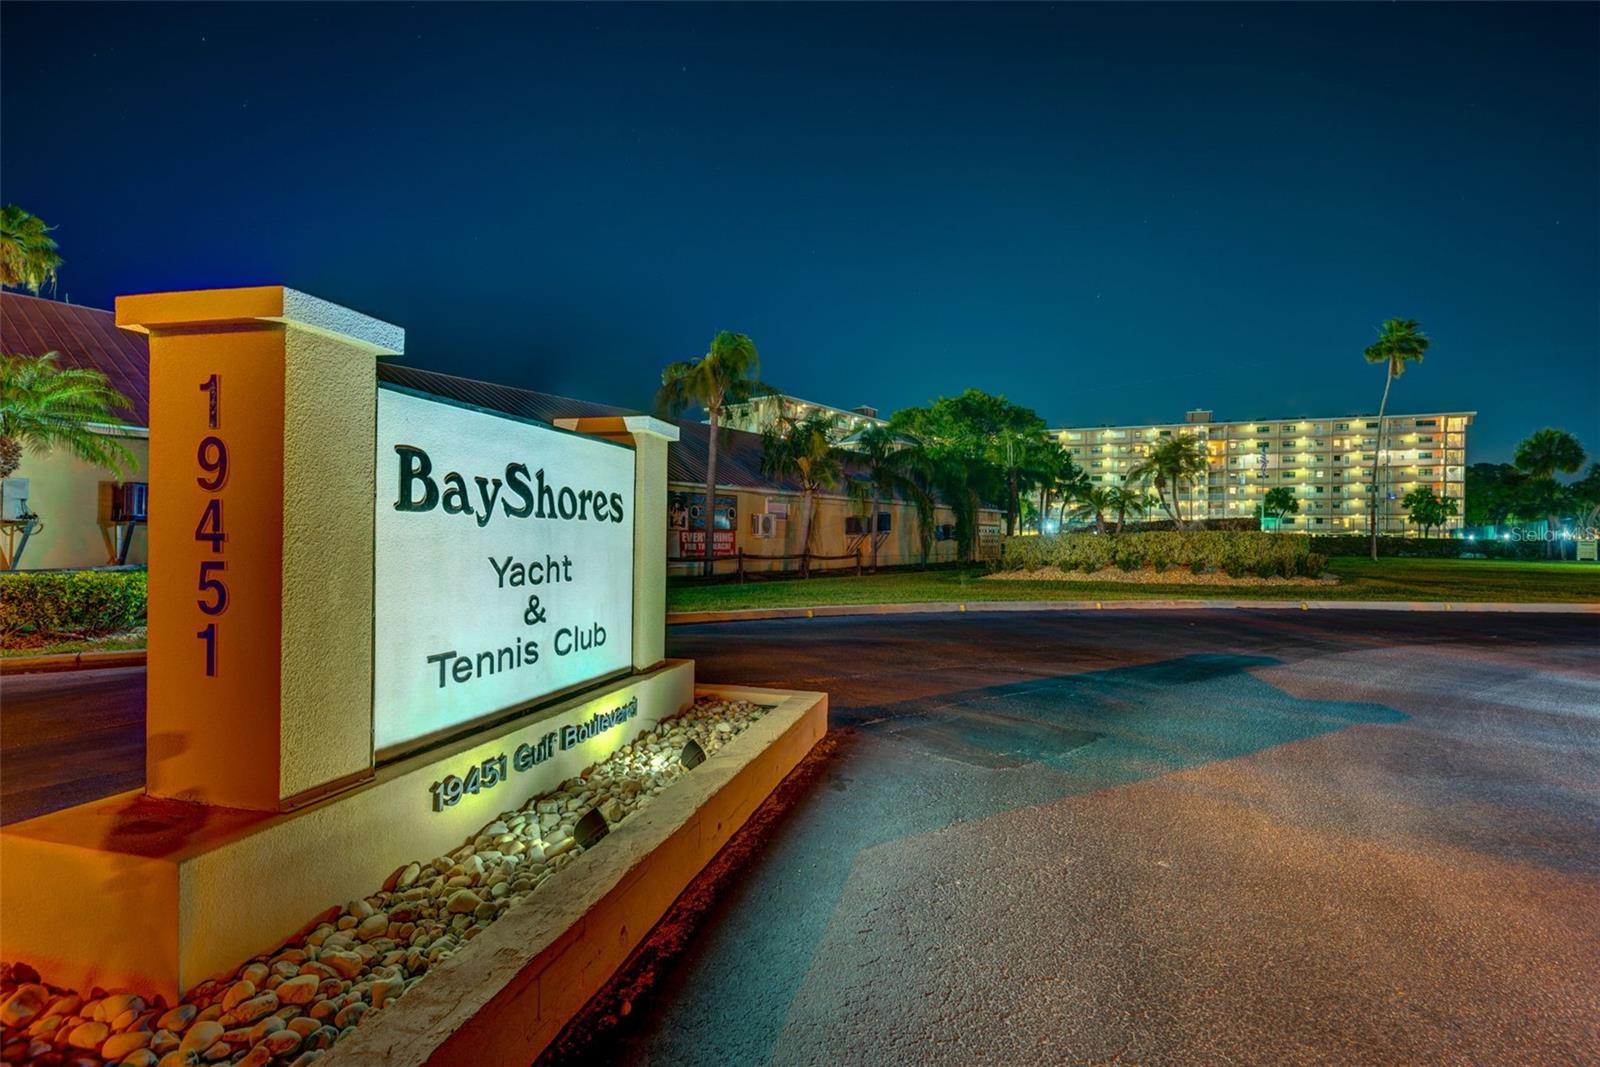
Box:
[374,386,635,753]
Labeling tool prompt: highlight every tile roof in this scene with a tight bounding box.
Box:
[1,292,151,426]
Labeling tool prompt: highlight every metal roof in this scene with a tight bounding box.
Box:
[1,292,151,426]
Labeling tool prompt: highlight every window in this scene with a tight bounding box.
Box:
[1416,419,1437,427]
[1257,426,1271,433]
[1282,472,1296,479]
[1366,421,1380,429]
[1419,451,1434,459]
[1282,424,1297,431]
[1336,422,1350,430]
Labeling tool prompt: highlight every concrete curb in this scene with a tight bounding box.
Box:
[0,649,148,675]
[668,599,1600,625]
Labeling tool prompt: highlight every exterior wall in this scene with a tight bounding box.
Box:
[6,431,150,570]
[1050,412,1473,536]
[720,394,886,438]
[667,482,999,575]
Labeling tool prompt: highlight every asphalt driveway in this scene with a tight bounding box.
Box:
[561,609,1600,1065]
[4,611,1597,1063]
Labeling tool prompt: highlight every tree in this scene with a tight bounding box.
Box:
[1514,428,1587,558]
[841,424,932,572]
[1069,485,1113,534]
[1033,438,1083,533]
[1362,319,1429,560]
[1128,434,1208,529]
[656,332,763,576]
[1263,486,1299,530]
[0,206,62,295]
[1,353,134,481]
[888,394,1011,561]
[1401,485,1457,537]
[1106,486,1153,535]
[760,411,848,577]
[1569,463,1600,522]
[1464,463,1527,527]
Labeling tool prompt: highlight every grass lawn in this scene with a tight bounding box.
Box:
[667,558,1600,613]
[0,628,148,658]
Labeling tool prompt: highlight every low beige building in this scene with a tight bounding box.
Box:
[667,420,1000,575]
[2,293,151,570]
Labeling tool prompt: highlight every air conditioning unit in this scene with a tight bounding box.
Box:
[750,513,778,539]
[1,478,29,521]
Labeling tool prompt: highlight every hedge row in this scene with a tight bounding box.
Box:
[1313,536,1550,560]
[1000,532,1325,579]
[0,569,148,642]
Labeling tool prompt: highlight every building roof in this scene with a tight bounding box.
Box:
[376,363,637,424]
[671,419,806,492]
[2,292,152,426]
[0,294,931,504]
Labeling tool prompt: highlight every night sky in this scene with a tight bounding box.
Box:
[3,2,1595,462]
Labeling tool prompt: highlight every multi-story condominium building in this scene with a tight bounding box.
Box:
[1050,409,1473,535]
[720,393,886,438]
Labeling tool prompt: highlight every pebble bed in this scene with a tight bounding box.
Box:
[0,697,770,1067]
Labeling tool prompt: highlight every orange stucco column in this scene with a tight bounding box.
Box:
[117,286,404,811]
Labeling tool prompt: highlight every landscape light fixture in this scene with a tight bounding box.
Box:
[574,807,609,850]
[681,737,707,769]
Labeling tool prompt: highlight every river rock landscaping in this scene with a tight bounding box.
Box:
[0,696,770,1067]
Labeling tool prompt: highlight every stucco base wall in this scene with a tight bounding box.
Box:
[0,661,695,999]
[320,684,829,1067]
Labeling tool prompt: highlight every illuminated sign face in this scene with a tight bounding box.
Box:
[373,386,635,753]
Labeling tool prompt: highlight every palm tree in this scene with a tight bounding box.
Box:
[1128,434,1208,529]
[1069,485,1114,534]
[1,353,135,480]
[1263,486,1299,532]
[1363,319,1430,560]
[1514,428,1586,558]
[761,411,848,577]
[1033,439,1082,534]
[1,206,62,295]
[841,425,931,572]
[656,332,762,576]
[1106,485,1153,535]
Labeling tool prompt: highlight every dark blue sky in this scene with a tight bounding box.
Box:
[3,2,1595,461]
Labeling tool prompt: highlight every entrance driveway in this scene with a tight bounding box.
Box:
[563,610,1600,1065]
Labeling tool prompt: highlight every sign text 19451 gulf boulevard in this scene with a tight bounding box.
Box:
[372,387,635,753]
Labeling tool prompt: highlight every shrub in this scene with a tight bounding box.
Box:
[1314,536,1544,561]
[0,569,147,644]
[999,532,1320,579]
